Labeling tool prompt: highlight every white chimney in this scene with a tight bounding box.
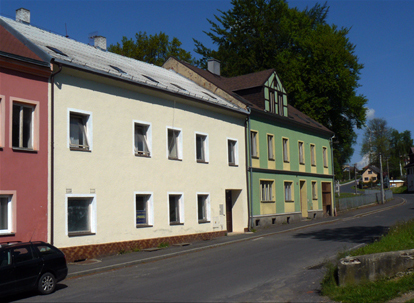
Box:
[207,58,221,76]
[16,8,30,24]
[94,36,107,50]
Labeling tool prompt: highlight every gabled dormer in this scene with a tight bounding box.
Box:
[264,72,288,117]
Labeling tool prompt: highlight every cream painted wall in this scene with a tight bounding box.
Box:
[52,69,248,248]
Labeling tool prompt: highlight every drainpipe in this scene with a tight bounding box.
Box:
[244,108,253,231]
[49,59,63,245]
[330,134,336,216]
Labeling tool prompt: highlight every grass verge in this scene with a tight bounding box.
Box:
[321,219,414,303]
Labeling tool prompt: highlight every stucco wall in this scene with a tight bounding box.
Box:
[52,69,248,249]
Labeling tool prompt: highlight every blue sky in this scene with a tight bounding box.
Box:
[1,0,413,168]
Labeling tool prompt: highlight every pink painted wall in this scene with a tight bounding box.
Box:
[0,66,49,242]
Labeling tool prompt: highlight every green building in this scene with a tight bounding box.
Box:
[164,58,335,229]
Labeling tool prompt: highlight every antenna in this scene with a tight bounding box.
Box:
[88,31,99,45]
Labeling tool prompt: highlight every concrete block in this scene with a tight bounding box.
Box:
[338,249,414,286]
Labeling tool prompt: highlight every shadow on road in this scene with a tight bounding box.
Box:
[293,225,389,243]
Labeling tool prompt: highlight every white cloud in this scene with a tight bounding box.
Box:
[366,108,375,120]
[356,153,370,170]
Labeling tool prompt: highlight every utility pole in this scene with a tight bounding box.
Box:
[380,153,385,204]
[348,163,351,180]
[354,163,357,195]
[386,157,389,189]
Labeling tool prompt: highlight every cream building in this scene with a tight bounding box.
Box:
[2,11,249,261]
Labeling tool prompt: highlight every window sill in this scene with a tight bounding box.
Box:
[136,224,153,228]
[70,147,91,152]
[283,160,290,163]
[0,232,15,237]
[135,153,151,157]
[228,163,238,167]
[198,220,210,224]
[268,158,275,161]
[197,160,209,164]
[285,200,294,203]
[170,222,184,226]
[68,231,95,237]
[261,200,275,203]
[311,164,316,167]
[252,156,259,159]
[12,147,37,153]
[300,163,305,165]
[168,157,182,161]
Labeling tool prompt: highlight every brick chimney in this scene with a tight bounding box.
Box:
[94,36,107,50]
[207,58,221,76]
[16,8,30,24]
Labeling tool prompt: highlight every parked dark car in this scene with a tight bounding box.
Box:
[0,241,68,297]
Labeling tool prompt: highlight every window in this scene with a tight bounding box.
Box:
[167,128,182,160]
[284,182,293,201]
[251,131,258,158]
[69,109,92,151]
[197,194,210,223]
[260,181,274,202]
[67,195,96,235]
[298,141,304,164]
[0,196,12,233]
[364,177,369,181]
[12,246,33,264]
[228,139,238,166]
[0,95,4,147]
[368,170,372,175]
[310,144,316,166]
[267,135,274,160]
[169,194,183,225]
[323,147,328,167]
[269,91,275,113]
[12,103,34,149]
[312,182,317,200]
[135,193,153,226]
[283,138,289,162]
[134,122,151,156]
[195,133,208,163]
[0,250,11,268]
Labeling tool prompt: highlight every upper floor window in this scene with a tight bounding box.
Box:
[12,103,34,149]
[69,109,92,151]
[323,147,328,167]
[251,131,258,158]
[298,141,304,164]
[228,139,238,166]
[267,135,274,160]
[195,133,209,163]
[283,138,289,163]
[167,128,182,160]
[0,95,4,147]
[134,122,151,157]
[310,144,316,166]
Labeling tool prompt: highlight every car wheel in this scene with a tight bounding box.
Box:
[38,272,56,295]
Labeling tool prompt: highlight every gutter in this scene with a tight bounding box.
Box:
[49,59,63,245]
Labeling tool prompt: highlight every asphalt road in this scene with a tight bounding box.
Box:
[9,194,414,302]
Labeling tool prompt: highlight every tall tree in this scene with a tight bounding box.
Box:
[388,129,413,178]
[360,118,391,168]
[109,31,193,66]
[194,0,367,176]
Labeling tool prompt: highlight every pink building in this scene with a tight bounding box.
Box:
[0,23,51,242]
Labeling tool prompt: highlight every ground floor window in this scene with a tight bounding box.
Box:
[197,194,210,223]
[0,196,11,233]
[67,195,96,235]
[135,193,153,226]
[260,181,274,202]
[284,182,293,202]
[169,194,183,225]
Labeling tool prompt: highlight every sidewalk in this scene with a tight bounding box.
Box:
[67,197,406,278]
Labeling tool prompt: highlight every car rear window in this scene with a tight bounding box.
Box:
[35,244,60,256]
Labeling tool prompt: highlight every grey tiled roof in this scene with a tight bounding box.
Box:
[0,16,247,114]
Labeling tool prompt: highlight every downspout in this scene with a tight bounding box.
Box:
[244,107,253,231]
[330,134,336,216]
[49,59,62,245]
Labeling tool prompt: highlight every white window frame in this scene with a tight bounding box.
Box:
[0,95,5,148]
[197,193,211,223]
[11,100,38,150]
[260,180,274,202]
[0,194,13,234]
[195,132,209,163]
[65,194,97,236]
[68,108,93,151]
[227,138,239,166]
[168,192,184,225]
[251,130,258,158]
[134,192,154,227]
[283,138,289,162]
[166,127,183,160]
[133,120,152,157]
[284,182,293,202]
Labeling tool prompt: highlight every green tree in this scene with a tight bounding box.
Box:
[109,31,193,66]
[360,118,391,168]
[194,0,367,176]
[388,129,413,178]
